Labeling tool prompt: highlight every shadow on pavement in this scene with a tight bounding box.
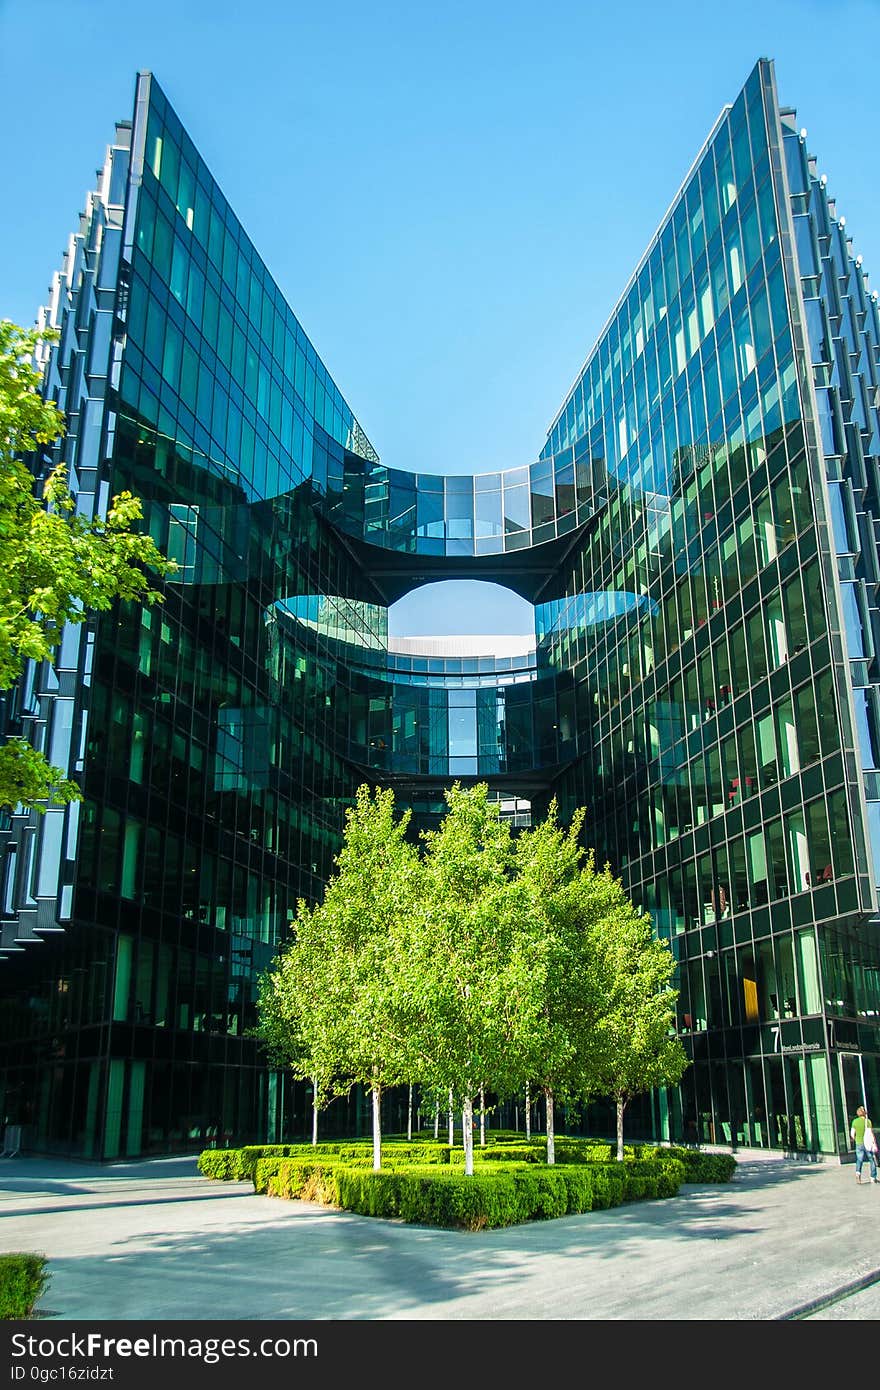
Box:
[21,1158,837,1321]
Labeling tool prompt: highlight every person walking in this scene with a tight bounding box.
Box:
[850,1104,878,1184]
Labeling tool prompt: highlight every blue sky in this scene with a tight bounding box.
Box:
[2,0,878,637]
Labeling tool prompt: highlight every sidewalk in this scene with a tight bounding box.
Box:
[0,1150,876,1320]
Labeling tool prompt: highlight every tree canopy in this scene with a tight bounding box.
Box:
[257,781,689,1171]
[0,319,175,811]
[392,784,526,1174]
[512,806,623,1162]
[593,904,689,1159]
[259,785,421,1166]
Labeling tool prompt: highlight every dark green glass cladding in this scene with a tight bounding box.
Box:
[2,60,880,1160]
[541,61,880,1154]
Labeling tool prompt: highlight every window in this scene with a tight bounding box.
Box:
[786,812,810,892]
[829,791,854,879]
[766,595,787,669]
[748,828,769,904]
[794,682,820,765]
[805,799,833,887]
[775,699,799,778]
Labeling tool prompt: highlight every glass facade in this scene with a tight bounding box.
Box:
[2,60,879,1159]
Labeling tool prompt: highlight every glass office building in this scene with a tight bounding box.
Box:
[2,58,879,1158]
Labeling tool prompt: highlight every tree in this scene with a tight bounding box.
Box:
[513,807,622,1164]
[393,784,525,1176]
[256,911,334,1146]
[0,319,174,811]
[592,893,689,1160]
[257,785,420,1169]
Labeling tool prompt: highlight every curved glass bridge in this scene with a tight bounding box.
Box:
[309,421,612,603]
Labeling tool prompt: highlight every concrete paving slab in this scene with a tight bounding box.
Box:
[0,1152,875,1320]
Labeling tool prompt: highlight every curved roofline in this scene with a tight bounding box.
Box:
[388,634,536,658]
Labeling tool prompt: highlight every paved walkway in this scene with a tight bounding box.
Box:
[1,1151,878,1320]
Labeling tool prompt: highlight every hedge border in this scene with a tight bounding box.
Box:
[252,1153,689,1229]
[0,1254,50,1321]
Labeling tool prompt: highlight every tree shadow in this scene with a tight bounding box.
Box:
[19,1157,851,1321]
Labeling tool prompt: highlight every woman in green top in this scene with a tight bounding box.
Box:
[850,1105,878,1183]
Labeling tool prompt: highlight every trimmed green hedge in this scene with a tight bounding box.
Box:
[200,1139,735,1226]
[477,1143,542,1163]
[0,1254,49,1320]
[476,1141,640,1164]
[475,1139,737,1183]
[669,1148,737,1182]
[265,1160,346,1205]
[337,1167,520,1229]
[256,1153,688,1229]
[199,1141,453,1184]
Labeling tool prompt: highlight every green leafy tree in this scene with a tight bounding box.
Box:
[257,785,420,1169]
[256,915,333,1145]
[592,891,689,1159]
[393,784,525,1176]
[513,806,623,1164]
[0,319,174,811]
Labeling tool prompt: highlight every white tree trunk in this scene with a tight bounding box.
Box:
[463,1095,474,1176]
[448,1088,454,1146]
[311,1075,319,1147]
[616,1095,625,1162]
[434,1101,440,1140]
[545,1087,556,1166]
[407,1084,413,1141]
[372,1084,382,1171]
[525,1081,531,1140]
[479,1087,486,1147]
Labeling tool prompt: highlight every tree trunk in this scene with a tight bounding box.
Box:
[434,1101,439,1140]
[479,1087,486,1147]
[448,1088,454,1146]
[545,1087,556,1166]
[462,1095,474,1176]
[525,1081,531,1140]
[616,1095,625,1162]
[372,1083,382,1171]
[407,1084,413,1141]
[311,1075,319,1147]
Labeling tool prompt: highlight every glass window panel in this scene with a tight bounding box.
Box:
[555,462,575,516]
[153,212,173,284]
[841,584,866,659]
[805,798,833,886]
[503,484,530,533]
[445,483,473,541]
[767,818,788,899]
[474,490,502,538]
[784,569,806,656]
[765,595,787,669]
[828,790,854,879]
[161,322,182,390]
[854,690,880,770]
[748,828,768,904]
[448,691,477,758]
[730,838,749,911]
[530,465,555,527]
[775,699,799,778]
[416,490,445,540]
[797,930,822,1014]
[747,608,768,683]
[471,472,499,494]
[794,682,820,765]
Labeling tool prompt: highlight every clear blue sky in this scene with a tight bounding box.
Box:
[2,0,878,637]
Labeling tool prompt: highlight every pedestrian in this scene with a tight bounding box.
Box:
[850,1104,878,1184]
